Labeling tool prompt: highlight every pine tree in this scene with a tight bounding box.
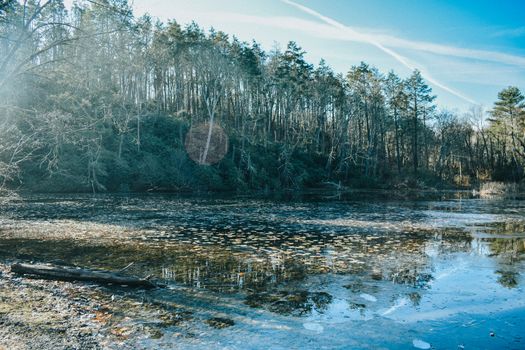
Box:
[405,70,435,174]
[489,86,525,176]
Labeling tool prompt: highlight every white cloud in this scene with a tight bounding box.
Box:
[63,0,524,108]
[164,9,525,68]
[279,1,525,68]
[280,0,478,104]
[492,26,525,38]
[165,4,525,105]
[378,34,525,67]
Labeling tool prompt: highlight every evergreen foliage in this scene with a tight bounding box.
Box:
[0,1,524,193]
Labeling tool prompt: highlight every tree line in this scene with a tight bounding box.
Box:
[1,0,524,193]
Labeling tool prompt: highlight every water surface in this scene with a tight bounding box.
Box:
[0,194,524,349]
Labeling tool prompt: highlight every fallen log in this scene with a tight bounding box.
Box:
[11,263,156,289]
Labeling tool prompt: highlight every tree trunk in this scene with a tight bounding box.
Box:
[413,97,418,174]
[394,108,401,173]
[11,263,156,288]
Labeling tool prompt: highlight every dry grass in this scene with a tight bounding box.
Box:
[453,175,470,187]
[479,182,519,198]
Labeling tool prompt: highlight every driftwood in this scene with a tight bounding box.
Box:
[11,263,156,288]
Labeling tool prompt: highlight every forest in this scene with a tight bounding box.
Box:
[1,1,525,349]
[1,0,525,194]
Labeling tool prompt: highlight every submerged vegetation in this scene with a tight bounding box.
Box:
[0,0,524,194]
[0,194,524,349]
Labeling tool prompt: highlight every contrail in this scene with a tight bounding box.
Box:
[281,0,477,105]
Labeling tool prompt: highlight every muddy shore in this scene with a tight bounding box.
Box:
[0,263,185,350]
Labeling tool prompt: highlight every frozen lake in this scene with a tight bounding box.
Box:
[0,193,524,349]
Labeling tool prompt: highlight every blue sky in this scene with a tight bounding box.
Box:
[69,0,525,111]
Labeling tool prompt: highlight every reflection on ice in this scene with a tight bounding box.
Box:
[0,194,524,349]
